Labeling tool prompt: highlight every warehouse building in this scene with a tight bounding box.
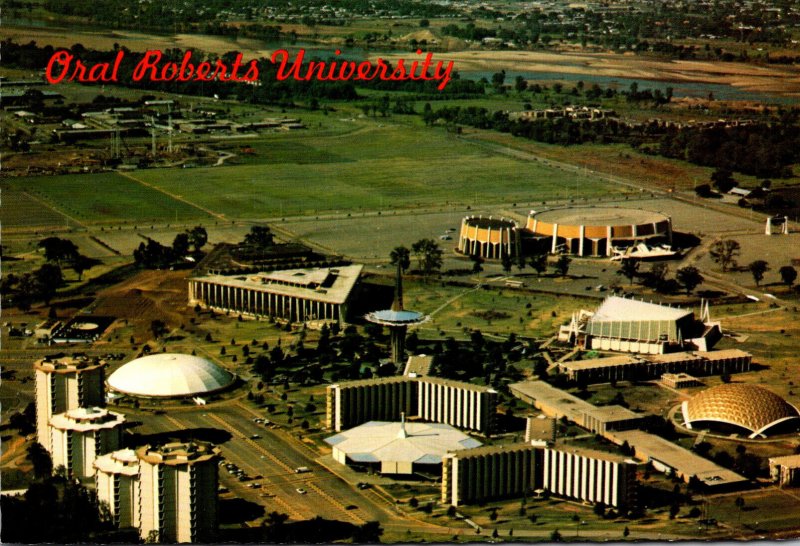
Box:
[49,406,125,479]
[188,264,363,323]
[35,355,107,451]
[326,376,498,434]
[442,443,638,509]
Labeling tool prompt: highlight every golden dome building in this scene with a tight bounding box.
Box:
[682,384,800,438]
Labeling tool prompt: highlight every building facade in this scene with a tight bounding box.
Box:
[326,376,497,435]
[49,407,125,479]
[94,448,141,529]
[541,447,637,509]
[456,216,521,259]
[442,444,539,506]
[769,455,800,487]
[557,350,752,385]
[188,264,362,323]
[526,207,672,257]
[442,444,638,509]
[136,442,220,544]
[34,356,106,451]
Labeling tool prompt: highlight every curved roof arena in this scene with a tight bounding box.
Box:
[682,383,800,438]
[107,353,235,398]
[529,206,669,227]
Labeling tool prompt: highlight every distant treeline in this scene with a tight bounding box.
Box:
[426,104,800,177]
[41,0,455,31]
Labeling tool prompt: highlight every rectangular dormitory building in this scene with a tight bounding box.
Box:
[442,443,637,509]
[326,376,498,435]
[188,264,362,323]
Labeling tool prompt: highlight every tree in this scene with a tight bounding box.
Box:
[735,496,745,510]
[244,226,274,247]
[150,320,167,340]
[27,442,53,480]
[676,266,704,294]
[38,237,79,265]
[353,521,383,543]
[501,254,513,274]
[411,239,443,278]
[470,254,484,273]
[616,258,640,286]
[529,253,548,276]
[187,226,208,252]
[71,254,94,281]
[695,184,713,198]
[779,265,797,287]
[34,264,63,305]
[709,239,740,272]
[389,246,411,273]
[711,168,735,193]
[172,232,190,256]
[748,260,769,287]
[623,526,630,538]
[550,529,563,542]
[553,254,571,277]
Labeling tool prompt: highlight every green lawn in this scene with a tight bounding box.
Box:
[10,123,628,223]
[131,125,621,218]
[8,172,213,224]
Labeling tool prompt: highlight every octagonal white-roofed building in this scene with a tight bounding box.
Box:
[107,353,235,398]
[325,419,482,475]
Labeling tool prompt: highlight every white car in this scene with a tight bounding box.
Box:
[296,488,307,495]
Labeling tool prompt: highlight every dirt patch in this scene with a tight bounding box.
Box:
[92,269,192,340]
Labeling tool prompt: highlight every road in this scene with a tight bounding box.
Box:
[125,400,457,537]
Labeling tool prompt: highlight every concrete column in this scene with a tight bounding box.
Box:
[551,223,559,253]
[579,225,585,256]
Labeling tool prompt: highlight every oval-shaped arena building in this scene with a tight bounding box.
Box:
[682,383,800,438]
[526,207,672,256]
[457,216,521,259]
[107,353,235,398]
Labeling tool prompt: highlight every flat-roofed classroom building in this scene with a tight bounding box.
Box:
[35,355,106,451]
[769,454,800,487]
[442,443,638,509]
[557,349,752,384]
[49,406,125,479]
[326,376,498,434]
[188,264,363,323]
[509,380,647,434]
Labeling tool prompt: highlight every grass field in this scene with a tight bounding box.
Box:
[0,187,76,230]
[7,124,629,224]
[6,172,214,225]
[132,125,625,218]
[402,279,591,339]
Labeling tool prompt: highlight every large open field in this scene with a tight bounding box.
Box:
[5,172,214,225]
[6,124,632,226]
